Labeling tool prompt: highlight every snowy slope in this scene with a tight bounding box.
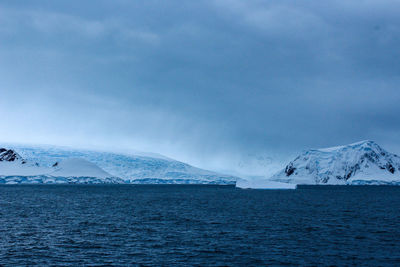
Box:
[270,140,400,185]
[0,144,238,184]
[0,149,48,176]
[50,158,113,179]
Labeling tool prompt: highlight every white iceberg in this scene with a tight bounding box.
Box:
[236,179,296,189]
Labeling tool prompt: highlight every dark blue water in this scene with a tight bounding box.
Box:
[1,185,400,266]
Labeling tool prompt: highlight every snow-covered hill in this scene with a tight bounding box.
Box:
[0,147,122,184]
[0,144,237,184]
[50,158,114,179]
[270,140,400,185]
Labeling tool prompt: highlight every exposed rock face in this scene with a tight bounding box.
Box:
[270,140,400,185]
[0,148,25,163]
[285,163,296,176]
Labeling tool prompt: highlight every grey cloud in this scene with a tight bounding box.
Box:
[0,0,400,176]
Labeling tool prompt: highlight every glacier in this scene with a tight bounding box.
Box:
[270,140,400,185]
[0,144,237,184]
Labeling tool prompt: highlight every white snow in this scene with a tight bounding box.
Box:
[0,155,113,179]
[50,158,112,178]
[316,140,370,153]
[236,179,296,189]
[0,161,49,176]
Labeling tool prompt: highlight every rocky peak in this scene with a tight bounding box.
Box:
[0,148,26,164]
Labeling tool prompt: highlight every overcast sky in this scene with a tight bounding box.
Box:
[1,0,400,176]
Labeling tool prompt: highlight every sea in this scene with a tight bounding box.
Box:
[0,185,399,266]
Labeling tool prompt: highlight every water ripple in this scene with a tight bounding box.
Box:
[0,185,400,265]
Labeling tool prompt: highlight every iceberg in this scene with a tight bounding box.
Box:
[236,179,296,189]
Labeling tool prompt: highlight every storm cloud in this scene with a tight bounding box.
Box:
[1,0,400,176]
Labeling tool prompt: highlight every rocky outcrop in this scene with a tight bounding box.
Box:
[0,148,25,163]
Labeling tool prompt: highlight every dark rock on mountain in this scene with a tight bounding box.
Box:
[0,148,25,163]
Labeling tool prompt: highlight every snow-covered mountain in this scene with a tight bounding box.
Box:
[270,140,400,185]
[0,144,237,184]
[0,147,122,184]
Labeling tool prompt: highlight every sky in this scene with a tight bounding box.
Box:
[1,0,400,177]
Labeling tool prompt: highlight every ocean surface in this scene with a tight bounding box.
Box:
[0,185,400,266]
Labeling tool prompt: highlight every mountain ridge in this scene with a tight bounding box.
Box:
[270,140,400,185]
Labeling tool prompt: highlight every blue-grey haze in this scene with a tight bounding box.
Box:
[1,0,400,176]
